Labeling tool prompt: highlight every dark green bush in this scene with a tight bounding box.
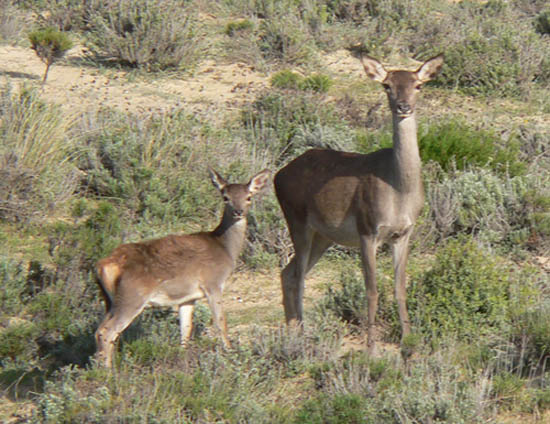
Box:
[408,237,511,341]
[295,393,373,424]
[225,19,254,36]
[535,9,550,35]
[271,70,333,93]
[419,120,525,176]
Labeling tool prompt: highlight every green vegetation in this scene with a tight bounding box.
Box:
[28,27,72,82]
[0,0,549,422]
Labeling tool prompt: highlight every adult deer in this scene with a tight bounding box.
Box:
[95,168,270,367]
[274,54,444,355]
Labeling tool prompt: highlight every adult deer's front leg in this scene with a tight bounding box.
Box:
[392,234,412,344]
[360,235,378,355]
[205,288,231,348]
[178,302,194,346]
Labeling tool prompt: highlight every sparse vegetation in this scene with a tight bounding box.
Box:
[0,0,549,422]
[28,27,72,83]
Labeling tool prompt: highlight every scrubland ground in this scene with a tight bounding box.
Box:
[0,1,549,422]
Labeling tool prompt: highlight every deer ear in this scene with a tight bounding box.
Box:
[360,55,387,83]
[248,169,270,195]
[209,168,228,191]
[416,54,444,83]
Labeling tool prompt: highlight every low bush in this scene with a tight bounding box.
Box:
[407,236,511,341]
[419,120,525,176]
[85,0,203,70]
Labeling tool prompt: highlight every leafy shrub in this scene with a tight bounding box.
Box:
[272,70,333,93]
[29,27,73,83]
[419,120,525,176]
[271,70,303,90]
[407,237,511,341]
[535,9,550,35]
[85,0,203,70]
[0,321,38,361]
[225,19,254,36]
[295,393,373,424]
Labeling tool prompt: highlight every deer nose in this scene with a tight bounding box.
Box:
[396,102,412,116]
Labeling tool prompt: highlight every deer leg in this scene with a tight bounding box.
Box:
[95,299,147,368]
[205,288,230,348]
[392,234,412,343]
[359,235,378,355]
[178,302,195,346]
[281,225,314,324]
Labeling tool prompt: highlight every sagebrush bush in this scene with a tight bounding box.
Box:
[242,90,339,165]
[426,167,547,250]
[407,237,511,341]
[85,0,203,70]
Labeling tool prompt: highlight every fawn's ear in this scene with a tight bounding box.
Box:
[248,169,271,195]
[209,168,228,192]
[360,54,387,83]
[416,54,444,83]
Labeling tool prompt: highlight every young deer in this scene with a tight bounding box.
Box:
[95,168,270,367]
[274,54,444,355]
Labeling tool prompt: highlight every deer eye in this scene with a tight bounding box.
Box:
[246,196,252,202]
[382,84,391,91]
[415,84,423,90]
[223,195,229,202]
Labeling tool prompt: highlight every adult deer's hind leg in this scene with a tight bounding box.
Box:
[281,218,315,324]
[359,235,379,355]
[95,294,147,368]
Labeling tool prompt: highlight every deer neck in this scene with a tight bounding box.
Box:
[212,209,247,263]
[391,113,422,193]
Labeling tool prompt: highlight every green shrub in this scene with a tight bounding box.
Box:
[419,120,525,176]
[535,9,550,35]
[295,393,373,424]
[225,19,254,36]
[272,70,333,93]
[85,0,203,70]
[271,70,303,90]
[407,237,511,341]
[29,27,73,83]
[0,321,38,361]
